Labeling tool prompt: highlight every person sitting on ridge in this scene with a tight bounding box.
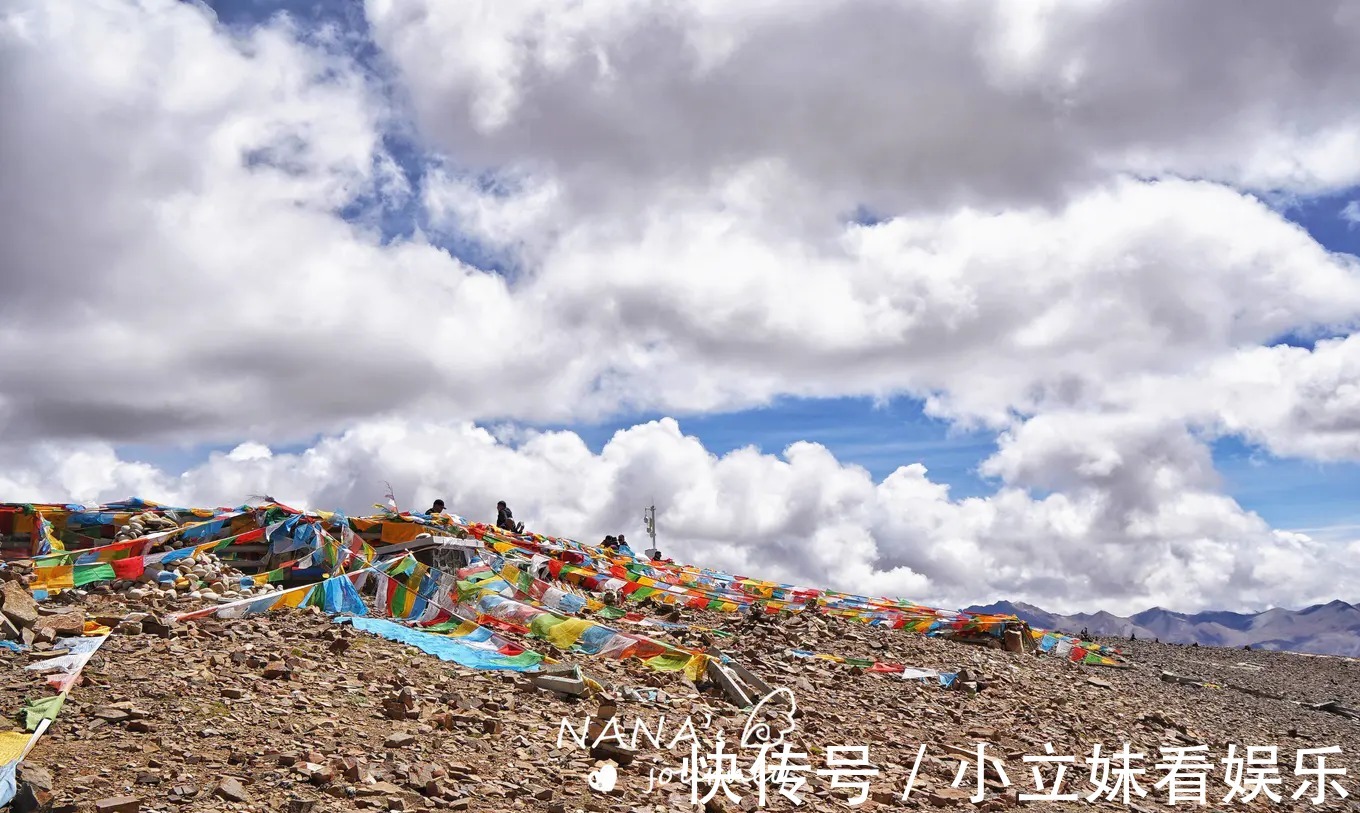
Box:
[601,535,619,550]
[427,499,445,515]
[496,500,524,534]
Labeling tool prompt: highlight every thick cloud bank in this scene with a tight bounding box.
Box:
[4,0,1360,613]
[1,418,1352,617]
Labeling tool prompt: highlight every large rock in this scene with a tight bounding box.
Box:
[10,782,49,813]
[262,661,292,680]
[0,615,24,641]
[1,581,38,628]
[140,615,175,638]
[214,777,251,803]
[34,611,85,636]
[16,765,52,792]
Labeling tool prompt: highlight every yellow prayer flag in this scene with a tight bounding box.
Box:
[0,730,32,764]
[32,564,74,592]
[545,618,594,649]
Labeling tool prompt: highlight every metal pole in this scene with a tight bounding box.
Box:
[644,504,657,554]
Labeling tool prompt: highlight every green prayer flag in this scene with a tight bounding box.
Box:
[73,562,116,587]
[23,694,65,731]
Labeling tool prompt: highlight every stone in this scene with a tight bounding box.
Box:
[871,789,898,805]
[169,783,198,799]
[1,581,38,628]
[0,615,21,643]
[94,798,141,813]
[16,765,53,792]
[286,801,317,813]
[299,762,334,785]
[262,660,292,680]
[406,763,434,788]
[215,777,251,803]
[529,673,589,697]
[92,707,132,723]
[356,782,405,798]
[343,757,373,783]
[384,731,417,748]
[33,611,84,636]
[926,788,975,807]
[114,621,143,636]
[221,687,247,699]
[11,781,48,813]
[589,741,636,766]
[141,615,176,638]
[111,703,148,719]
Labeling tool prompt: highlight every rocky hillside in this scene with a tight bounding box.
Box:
[9,587,1360,813]
[966,600,1360,657]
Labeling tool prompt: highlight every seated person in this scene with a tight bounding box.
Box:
[496,500,525,534]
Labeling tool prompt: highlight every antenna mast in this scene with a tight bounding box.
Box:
[644,504,657,554]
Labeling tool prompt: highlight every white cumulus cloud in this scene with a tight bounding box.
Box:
[0,418,1348,616]
[4,0,1360,613]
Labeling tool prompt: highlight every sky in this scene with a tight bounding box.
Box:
[4,0,1360,616]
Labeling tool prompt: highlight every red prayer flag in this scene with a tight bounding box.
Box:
[112,556,146,580]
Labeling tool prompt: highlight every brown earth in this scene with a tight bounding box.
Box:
[5,596,1358,813]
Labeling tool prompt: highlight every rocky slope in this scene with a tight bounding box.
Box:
[8,591,1359,813]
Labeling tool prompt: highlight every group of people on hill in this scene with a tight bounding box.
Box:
[599,533,629,551]
[423,497,667,561]
[423,498,525,534]
[601,533,667,562]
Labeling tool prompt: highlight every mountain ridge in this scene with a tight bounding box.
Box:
[964,599,1360,657]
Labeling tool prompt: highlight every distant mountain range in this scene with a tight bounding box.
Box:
[964,599,1360,658]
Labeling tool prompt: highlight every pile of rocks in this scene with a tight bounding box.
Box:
[117,550,285,605]
[113,511,180,543]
